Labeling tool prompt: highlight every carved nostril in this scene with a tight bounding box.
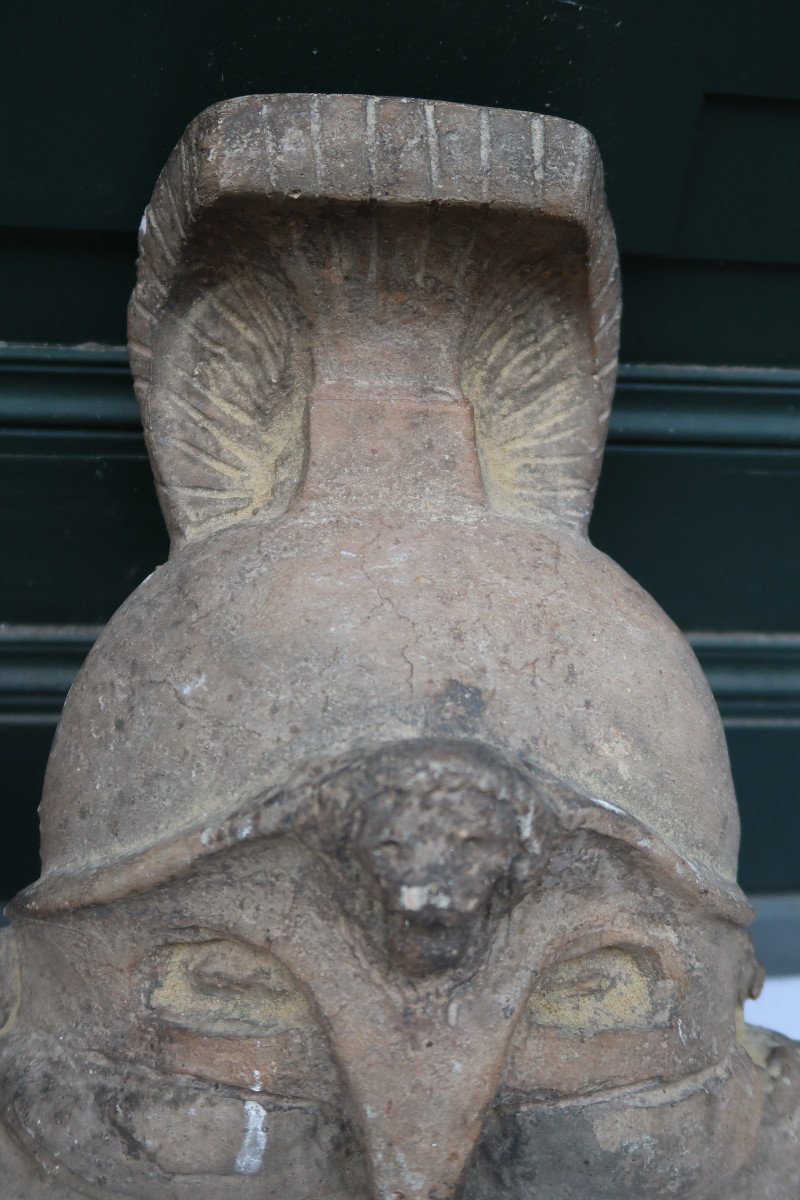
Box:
[387,916,473,976]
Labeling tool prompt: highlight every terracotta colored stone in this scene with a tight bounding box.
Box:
[0,94,796,1198]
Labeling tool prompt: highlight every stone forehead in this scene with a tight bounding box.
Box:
[21,724,748,925]
[31,515,741,897]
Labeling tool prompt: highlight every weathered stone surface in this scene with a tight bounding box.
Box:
[0,94,796,1198]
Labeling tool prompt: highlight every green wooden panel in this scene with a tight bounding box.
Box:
[750,896,800,975]
[677,94,800,264]
[696,636,800,721]
[728,726,800,894]
[620,259,800,369]
[2,0,800,363]
[0,433,167,625]
[0,722,53,901]
[591,445,800,632]
[0,229,135,348]
[4,0,798,249]
[2,243,797,368]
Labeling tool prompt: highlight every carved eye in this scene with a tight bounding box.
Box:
[146,939,313,1037]
[527,946,672,1034]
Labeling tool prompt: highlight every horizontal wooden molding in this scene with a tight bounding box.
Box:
[2,625,800,722]
[2,344,800,446]
[690,634,800,721]
[0,343,134,430]
[614,363,800,446]
[0,625,102,718]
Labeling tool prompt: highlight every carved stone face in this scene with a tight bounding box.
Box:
[0,741,778,1200]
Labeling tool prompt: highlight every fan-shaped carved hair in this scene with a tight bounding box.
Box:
[462,244,604,529]
[146,222,311,543]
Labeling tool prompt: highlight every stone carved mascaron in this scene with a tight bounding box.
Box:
[0,94,797,1199]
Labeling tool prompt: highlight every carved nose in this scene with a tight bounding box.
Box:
[321,990,525,1200]
[360,823,527,971]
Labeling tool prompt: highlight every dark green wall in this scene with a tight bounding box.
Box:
[2,0,800,902]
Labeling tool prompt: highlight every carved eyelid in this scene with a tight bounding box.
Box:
[144,936,316,1037]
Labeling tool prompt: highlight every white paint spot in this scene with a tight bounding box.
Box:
[400,885,451,911]
[452,1060,463,1074]
[237,819,254,841]
[393,1149,426,1194]
[340,549,357,558]
[139,211,148,236]
[200,828,214,847]
[179,673,206,697]
[677,1019,688,1048]
[591,795,625,816]
[517,802,535,844]
[400,885,429,912]
[251,1070,263,1093]
[235,1100,268,1175]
